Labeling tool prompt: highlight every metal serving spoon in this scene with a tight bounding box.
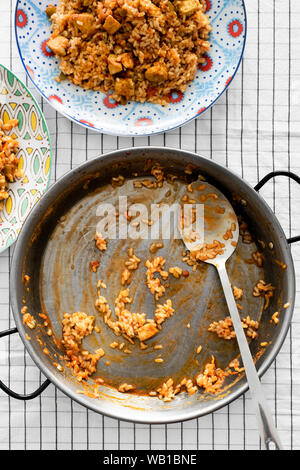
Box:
[180,180,283,450]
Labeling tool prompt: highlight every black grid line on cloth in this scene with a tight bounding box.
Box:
[287,0,293,450]
[8,0,13,452]
[271,0,278,432]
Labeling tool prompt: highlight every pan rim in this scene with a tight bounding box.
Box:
[10,147,296,424]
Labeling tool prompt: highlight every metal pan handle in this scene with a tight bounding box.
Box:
[254,171,300,244]
[0,327,51,400]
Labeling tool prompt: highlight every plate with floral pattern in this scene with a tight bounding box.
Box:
[15,0,246,136]
[0,64,52,254]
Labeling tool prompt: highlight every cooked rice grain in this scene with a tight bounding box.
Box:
[0,118,22,211]
[47,0,211,105]
[62,311,105,381]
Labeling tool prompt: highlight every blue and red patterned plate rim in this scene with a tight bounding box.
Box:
[14,0,247,137]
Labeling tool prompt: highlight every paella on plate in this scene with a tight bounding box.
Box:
[15,0,247,135]
[0,64,52,253]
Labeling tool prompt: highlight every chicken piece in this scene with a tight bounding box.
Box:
[107,55,122,74]
[114,78,135,98]
[176,0,200,16]
[45,4,56,18]
[71,13,95,36]
[47,36,69,56]
[103,15,122,34]
[137,323,158,342]
[139,0,161,16]
[121,53,134,69]
[145,62,168,83]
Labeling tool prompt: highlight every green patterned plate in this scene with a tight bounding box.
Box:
[0,64,52,253]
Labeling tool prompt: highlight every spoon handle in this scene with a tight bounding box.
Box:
[216,262,283,450]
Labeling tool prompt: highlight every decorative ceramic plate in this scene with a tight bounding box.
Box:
[15,0,246,136]
[0,64,52,254]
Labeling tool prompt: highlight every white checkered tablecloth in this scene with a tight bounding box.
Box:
[0,0,300,450]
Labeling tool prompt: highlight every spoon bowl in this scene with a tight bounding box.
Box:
[180,181,239,265]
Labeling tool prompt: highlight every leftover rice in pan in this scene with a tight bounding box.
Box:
[22,163,277,402]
